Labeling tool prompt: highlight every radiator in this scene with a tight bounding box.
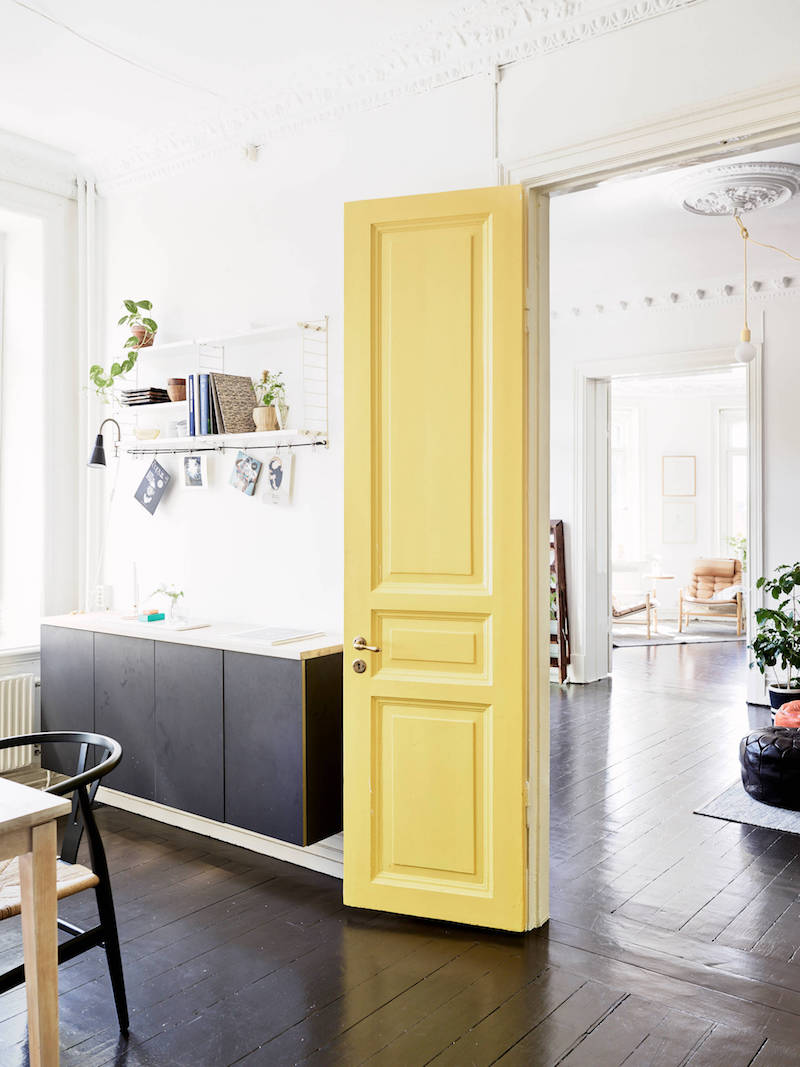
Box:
[0,675,35,772]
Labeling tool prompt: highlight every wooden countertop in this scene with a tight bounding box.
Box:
[41,614,343,661]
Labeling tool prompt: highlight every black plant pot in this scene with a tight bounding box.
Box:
[768,685,800,710]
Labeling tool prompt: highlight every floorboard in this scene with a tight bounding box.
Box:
[3,640,799,1065]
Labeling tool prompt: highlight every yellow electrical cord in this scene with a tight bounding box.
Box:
[733,213,800,341]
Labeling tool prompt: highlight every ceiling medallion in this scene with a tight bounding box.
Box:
[678,162,800,216]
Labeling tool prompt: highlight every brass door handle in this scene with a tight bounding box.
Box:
[353,635,381,653]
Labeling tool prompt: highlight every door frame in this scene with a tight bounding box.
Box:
[513,83,800,928]
[572,347,763,696]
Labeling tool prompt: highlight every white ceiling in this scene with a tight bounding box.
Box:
[550,143,800,309]
[0,0,456,164]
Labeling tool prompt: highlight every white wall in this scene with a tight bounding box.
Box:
[93,0,800,637]
[610,387,746,614]
[97,77,490,630]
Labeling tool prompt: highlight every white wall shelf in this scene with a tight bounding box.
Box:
[126,316,329,445]
[123,428,327,456]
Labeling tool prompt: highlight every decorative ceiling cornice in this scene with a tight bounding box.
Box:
[94,0,704,194]
[0,129,77,200]
[678,161,800,216]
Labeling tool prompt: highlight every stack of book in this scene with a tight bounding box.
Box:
[121,387,170,407]
[187,373,258,436]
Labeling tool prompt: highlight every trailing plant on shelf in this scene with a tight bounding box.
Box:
[252,369,287,431]
[89,299,158,401]
[752,562,800,708]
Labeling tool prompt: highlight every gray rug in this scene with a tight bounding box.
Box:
[613,624,745,648]
[695,781,800,835]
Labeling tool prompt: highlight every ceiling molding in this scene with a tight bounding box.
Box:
[677,161,800,216]
[552,273,800,320]
[0,128,77,200]
[94,0,704,195]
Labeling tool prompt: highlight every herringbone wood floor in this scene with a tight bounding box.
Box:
[3,641,799,1065]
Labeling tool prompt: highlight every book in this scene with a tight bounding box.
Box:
[229,450,262,495]
[213,374,257,435]
[188,374,196,436]
[237,627,325,646]
[134,459,171,515]
[199,373,209,436]
[210,374,225,433]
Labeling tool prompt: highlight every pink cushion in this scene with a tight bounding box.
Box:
[775,701,800,728]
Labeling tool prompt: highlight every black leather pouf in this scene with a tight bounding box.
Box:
[740,727,800,810]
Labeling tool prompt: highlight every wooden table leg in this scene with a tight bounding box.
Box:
[18,820,59,1067]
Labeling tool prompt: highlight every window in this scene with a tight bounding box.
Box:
[610,406,641,562]
[718,408,747,561]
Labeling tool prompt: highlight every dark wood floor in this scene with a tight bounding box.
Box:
[4,641,800,1065]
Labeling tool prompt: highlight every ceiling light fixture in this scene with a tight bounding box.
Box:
[732,213,800,363]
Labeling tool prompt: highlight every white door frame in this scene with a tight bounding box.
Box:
[572,348,763,695]
[515,82,800,928]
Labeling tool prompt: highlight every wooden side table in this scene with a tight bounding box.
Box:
[0,777,70,1066]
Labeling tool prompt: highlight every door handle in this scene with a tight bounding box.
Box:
[353,635,381,653]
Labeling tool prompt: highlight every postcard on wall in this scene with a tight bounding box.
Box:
[662,499,696,544]
[230,450,262,496]
[662,455,696,496]
[263,452,293,505]
[181,453,208,489]
[134,459,171,515]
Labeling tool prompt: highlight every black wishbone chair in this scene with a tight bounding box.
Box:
[0,731,129,1035]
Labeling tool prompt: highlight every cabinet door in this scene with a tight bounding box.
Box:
[40,625,94,775]
[304,653,343,845]
[94,634,155,799]
[155,643,223,820]
[224,652,303,845]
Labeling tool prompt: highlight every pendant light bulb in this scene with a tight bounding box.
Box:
[735,326,756,364]
[734,215,756,364]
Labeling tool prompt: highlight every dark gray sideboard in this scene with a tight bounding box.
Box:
[40,624,343,847]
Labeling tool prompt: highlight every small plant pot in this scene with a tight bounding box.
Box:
[131,325,155,348]
[167,377,186,402]
[253,405,279,431]
[768,684,800,710]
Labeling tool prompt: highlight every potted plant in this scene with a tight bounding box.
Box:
[89,299,158,400]
[253,370,287,432]
[150,583,184,622]
[752,562,800,709]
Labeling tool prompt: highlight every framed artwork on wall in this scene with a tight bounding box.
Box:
[662,455,696,496]
[662,499,696,544]
[181,453,208,489]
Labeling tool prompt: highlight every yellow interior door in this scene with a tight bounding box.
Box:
[344,184,532,932]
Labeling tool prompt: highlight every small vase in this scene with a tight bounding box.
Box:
[253,405,279,431]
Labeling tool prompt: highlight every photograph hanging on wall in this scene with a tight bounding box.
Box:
[230,450,262,496]
[662,455,696,496]
[264,452,294,505]
[662,499,696,544]
[134,459,171,515]
[181,453,208,489]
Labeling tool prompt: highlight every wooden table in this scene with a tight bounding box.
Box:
[0,777,70,1065]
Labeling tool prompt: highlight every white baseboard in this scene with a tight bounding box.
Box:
[96,786,344,880]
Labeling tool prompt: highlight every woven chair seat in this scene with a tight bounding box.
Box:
[0,857,98,921]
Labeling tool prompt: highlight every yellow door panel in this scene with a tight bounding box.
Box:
[344,185,529,932]
[375,611,489,681]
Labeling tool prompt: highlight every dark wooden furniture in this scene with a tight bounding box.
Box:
[550,519,571,683]
[40,624,343,847]
[0,732,129,1037]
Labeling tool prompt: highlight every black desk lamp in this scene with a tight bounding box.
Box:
[88,418,121,468]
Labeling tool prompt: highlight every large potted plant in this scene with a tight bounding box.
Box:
[752,562,800,709]
[89,299,158,400]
